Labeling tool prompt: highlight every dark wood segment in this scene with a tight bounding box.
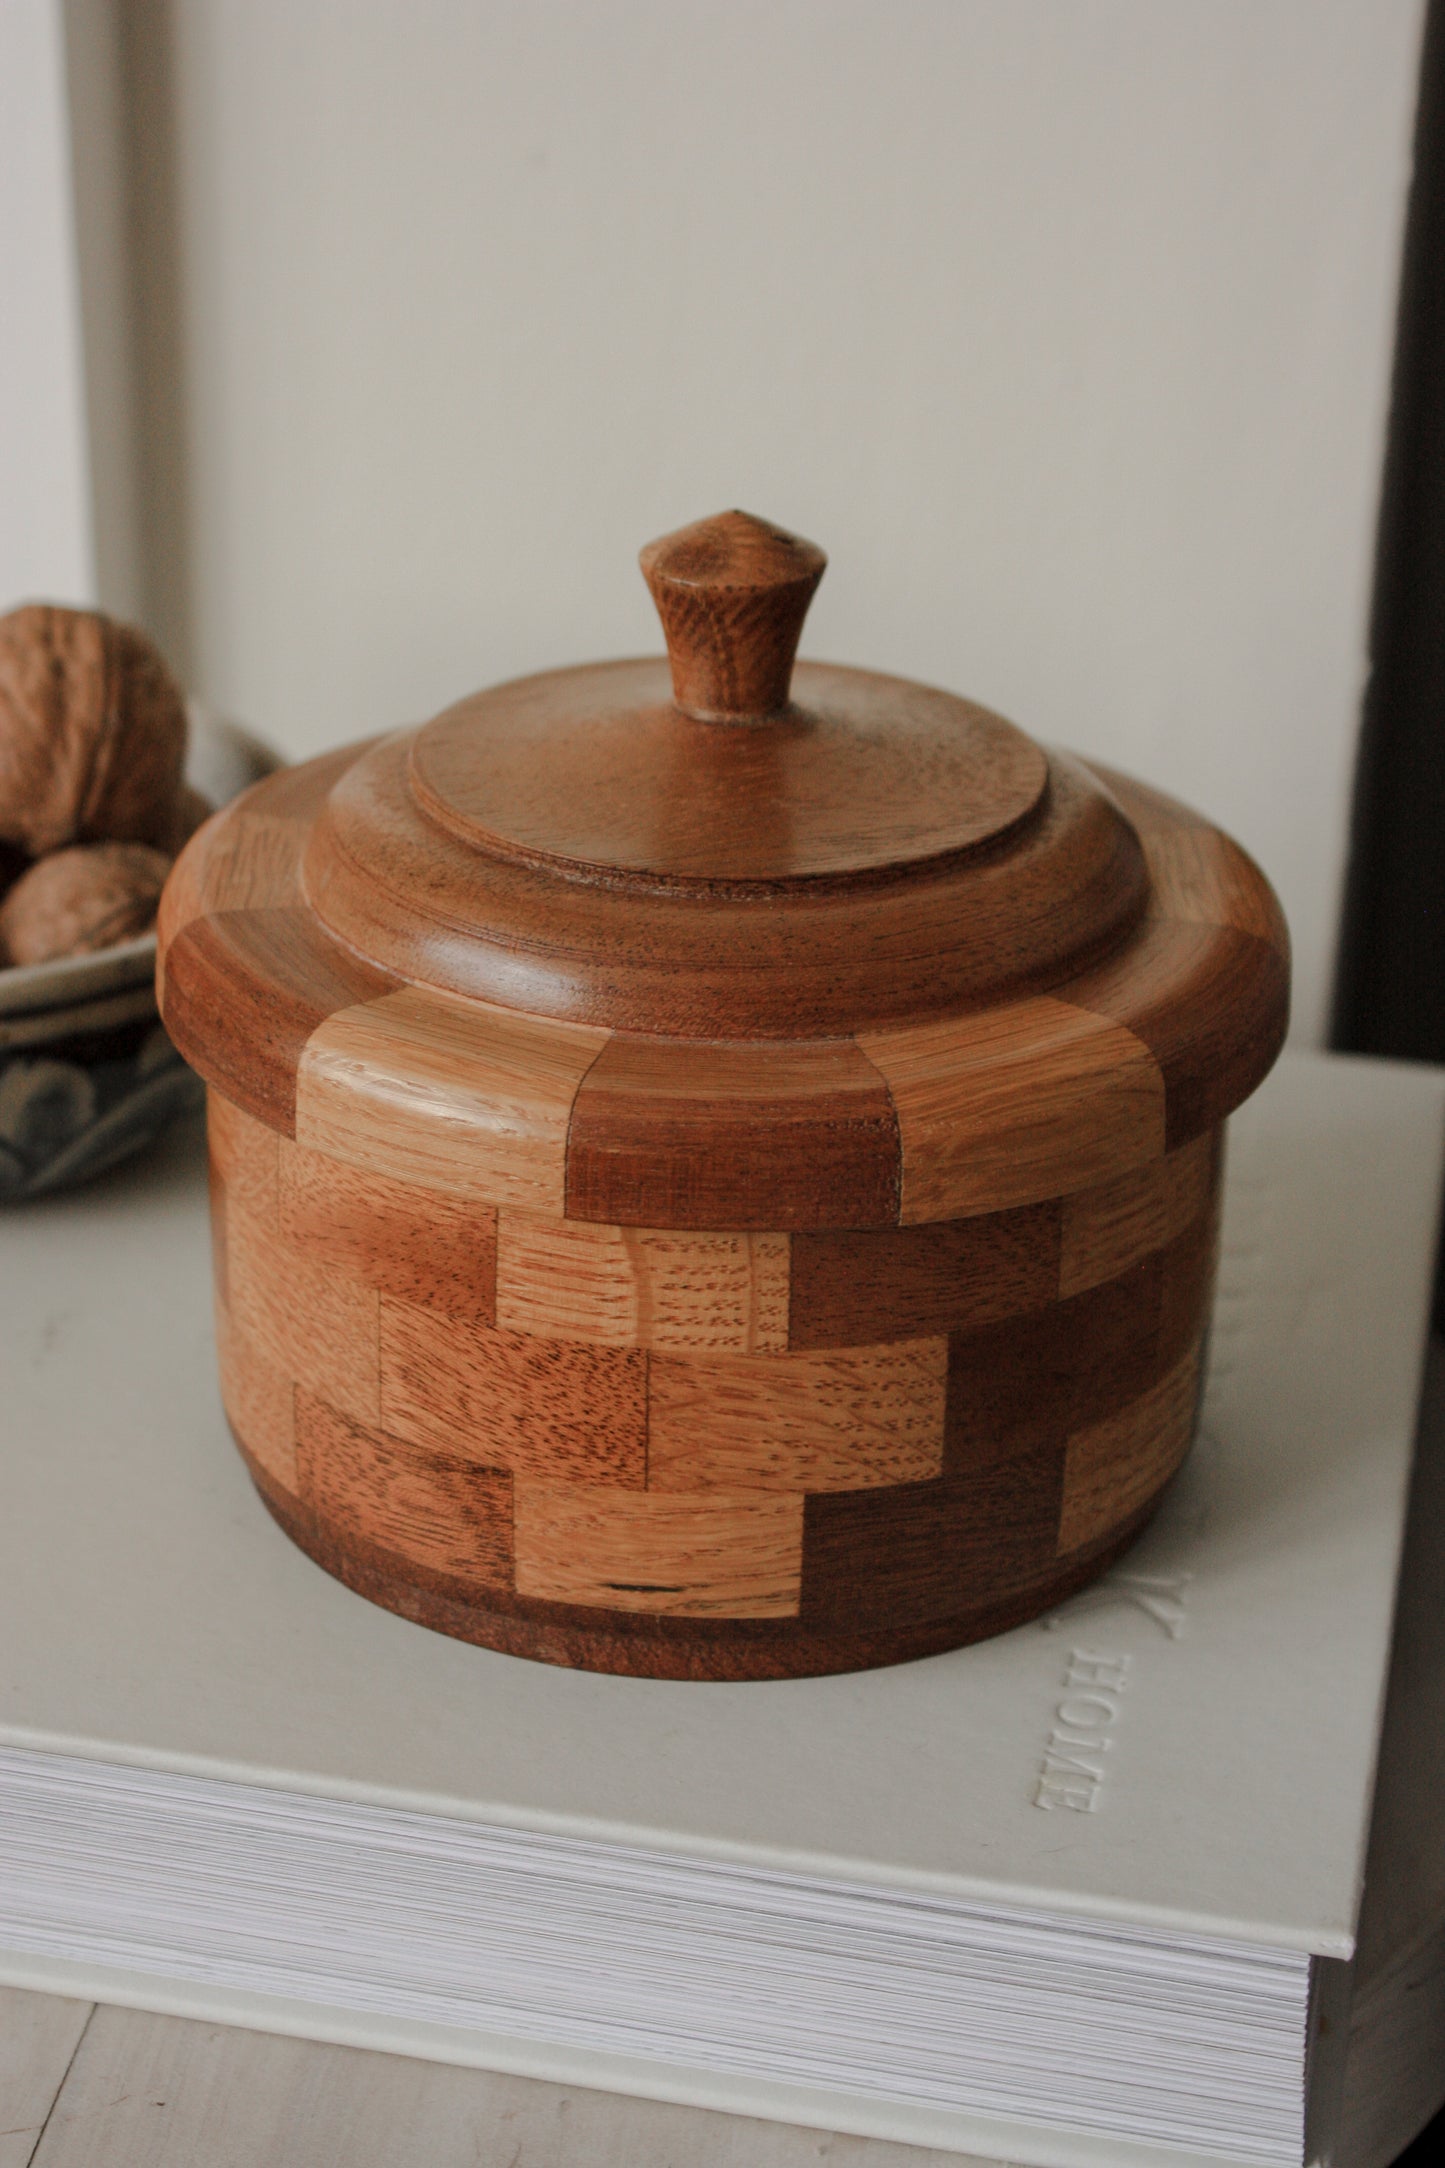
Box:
[295,1392,513,1586]
[1157,1177,1224,1369]
[379,1297,648,1486]
[280,1142,498,1328]
[946,1255,1168,1462]
[800,1434,1067,1631]
[161,906,400,1134]
[1094,764,1291,959]
[1065,916,1289,1151]
[788,1201,1060,1349]
[156,742,367,1003]
[564,1034,902,1230]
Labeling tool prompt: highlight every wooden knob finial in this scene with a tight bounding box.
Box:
[640,510,827,723]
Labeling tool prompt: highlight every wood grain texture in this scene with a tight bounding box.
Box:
[1065,916,1288,1151]
[154,746,357,1000]
[297,984,607,1212]
[859,997,1166,1223]
[161,516,1286,1679]
[788,1201,1060,1349]
[21,1996,1000,2168]
[945,1259,1166,1461]
[1096,763,1291,957]
[207,1091,279,1231]
[639,507,828,724]
[801,1438,1068,1631]
[564,1033,901,1230]
[1059,1130,1217,1298]
[513,1481,804,1617]
[647,1339,947,1492]
[295,1392,512,1585]
[252,1446,1162,1676]
[379,1298,647,1486]
[1058,1345,1202,1554]
[161,906,400,1134]
[307,728,1146,1039]
[226,1195,380,1429]
[497,1211,787,1350]
[280,1141,497,1327]
[215,1301,296,1492]
[0,1986,91,2168]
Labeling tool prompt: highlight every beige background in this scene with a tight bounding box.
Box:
[3,0,1430,1040]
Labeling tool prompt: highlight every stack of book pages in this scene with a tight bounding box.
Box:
[1,1050,1442,2168]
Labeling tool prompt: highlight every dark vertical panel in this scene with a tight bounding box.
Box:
[1334,4,1445,1063]
[1333,3,1445,1330]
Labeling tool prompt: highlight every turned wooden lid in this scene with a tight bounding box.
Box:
[158,511,1289,1230]
[286,510,1165,1034]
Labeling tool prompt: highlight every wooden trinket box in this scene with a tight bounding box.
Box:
[157,512,1288,1680]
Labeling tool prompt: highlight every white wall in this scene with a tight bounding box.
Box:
[0,0,97,606]
[136,1,1421,1040]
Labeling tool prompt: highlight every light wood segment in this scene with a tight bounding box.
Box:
[1065,916,1288,1152]
[514,1481,803,1616]
[648,1339,947,1492]
[215,1300,296,1491]
[207,1092,279,1232]
[226,1197,380,1428]
[497,1211,788,1351]
[23,1999,994,2168]
[280,1142,497,1327]
[380,1297,646,1486]
[296,983,608,1213]
[1058,1346,1202,1554]
[1059,1131,1217,1298]
[860,997,1165,1223]
[0,1986,91,2168]
[190,809,308,914]
[295,1393,512,1585]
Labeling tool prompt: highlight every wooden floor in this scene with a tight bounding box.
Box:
[0,1986,1003,2168]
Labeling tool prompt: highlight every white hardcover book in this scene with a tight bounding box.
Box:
[0,1051,1442,2168]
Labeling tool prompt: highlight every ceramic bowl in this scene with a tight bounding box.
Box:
[0,712,276,1202]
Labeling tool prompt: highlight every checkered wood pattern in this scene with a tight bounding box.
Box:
[163,734,1282,1678]
[210,1088,1218,1674]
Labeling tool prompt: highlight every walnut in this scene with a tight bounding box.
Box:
[0,605,188,856]
[0,842,173,967]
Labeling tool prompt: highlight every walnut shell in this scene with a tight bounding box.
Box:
[0,605,188,856]
[0,842,172,967]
